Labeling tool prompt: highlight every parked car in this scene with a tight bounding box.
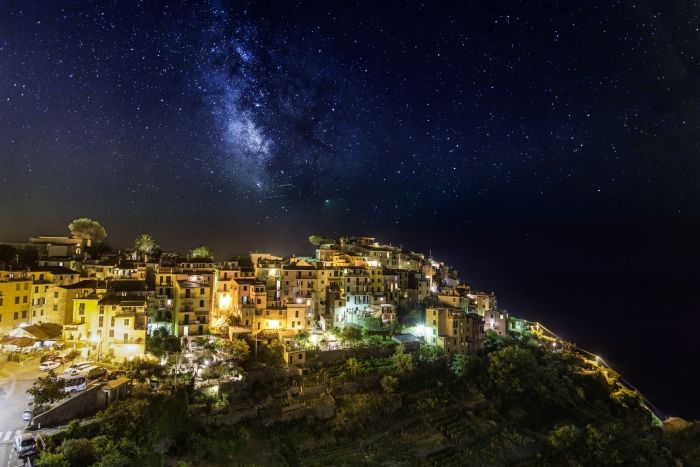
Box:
[39,361,60,371]
[14,433,36,457]
[81,366,107,380]
[63,362,92,374]
[21,410,32,422]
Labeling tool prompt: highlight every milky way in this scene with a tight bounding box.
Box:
[0,0,699,244]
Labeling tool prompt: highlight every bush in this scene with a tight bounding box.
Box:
[35,452,70,467]
[61,438,97,467]
[381,375,399,395]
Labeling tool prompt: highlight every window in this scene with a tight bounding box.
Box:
[14,297,19,304]
[22,311,27,318]
[33,311,36,317]
[53,304,58,311]
[24,282,28,290]
[123,333,128,342]
[256,299,261,305]
[15,283,20,291]
[0,298,2,306]
[124,319,130,326]
[23,296,28,303]
[34,286,38,293]
[14,312,19,320]
[109,330,114,337]
[199,300,204,307]
[99,317,104,327]
[200,288,204,295]
[54,292,59,299]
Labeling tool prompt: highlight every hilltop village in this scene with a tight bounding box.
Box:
[0,233,528,362]
[2,227,697,467]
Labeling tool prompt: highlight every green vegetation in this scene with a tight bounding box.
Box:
[68,218,107,243]
[146,328,181,357]
[308,235,335,246]
[190,245,213,259]
[35,335,699,466]
[133,233,157,259]
[27,370,69,410]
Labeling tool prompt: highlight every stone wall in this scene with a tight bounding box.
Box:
[33,385,106,428]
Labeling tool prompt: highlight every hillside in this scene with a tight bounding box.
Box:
[33,332,700,466]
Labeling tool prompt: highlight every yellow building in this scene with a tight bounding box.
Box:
[62,293,147,359]
[425,307,484,358]
[175,279,211,337]
[0,272,33,335]
[467,292,497,316]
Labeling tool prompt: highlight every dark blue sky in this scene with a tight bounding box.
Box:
[1,1,699,416]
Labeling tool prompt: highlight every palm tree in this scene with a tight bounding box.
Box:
[134,234,157,261]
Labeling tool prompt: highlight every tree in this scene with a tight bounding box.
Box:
[340,326,362,343]
[27,370,69,409]
[215,338,250,363]
[345,357,363,377]
[191,245,213,259]
[449,353,470,379]
[487,345,540,398]
[68,218,107,243]
[484,330,505,352]
[0,245,38,266]
[390,345,414,376]
[120,358,163,383]
[227,315,241,327]
[548,424,581,451]
[60,438,97,467]
[147,328,181,357]
[308,235,335,246]
[35,452,70,467]
[381,375,399,395]
[418,344,445,363]
[134,234,157,260]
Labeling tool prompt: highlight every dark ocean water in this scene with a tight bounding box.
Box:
[398,220,700,420]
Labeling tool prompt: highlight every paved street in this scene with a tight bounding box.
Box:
[0,356,58,467]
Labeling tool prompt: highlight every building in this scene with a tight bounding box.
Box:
[62,292,147,359]
[484,310,508,336]
[0,271,32,335]
[424,307,484,358]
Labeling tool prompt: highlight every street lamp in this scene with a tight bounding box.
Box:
[90,334,101,362]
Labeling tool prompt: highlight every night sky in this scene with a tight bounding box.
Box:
[1,2,699,417]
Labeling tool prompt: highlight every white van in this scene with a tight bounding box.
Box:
[80,366,107,380]
[14,433,36,456]
[64,361,92,374]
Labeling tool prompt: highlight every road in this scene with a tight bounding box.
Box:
[0,356,55,467]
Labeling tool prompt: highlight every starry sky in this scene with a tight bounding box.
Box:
[1,1,699,416]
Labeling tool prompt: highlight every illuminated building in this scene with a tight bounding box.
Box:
[62,289,148,359]
[0,271,33,335]
[425,307,485,358]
